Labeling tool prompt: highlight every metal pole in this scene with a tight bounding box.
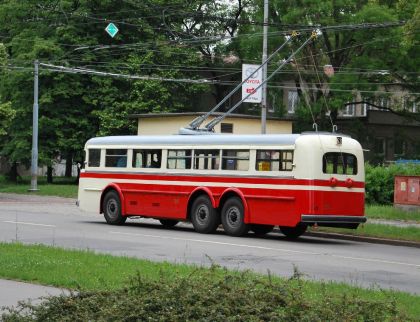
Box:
[261,0,269,134]
[29,60,39,191]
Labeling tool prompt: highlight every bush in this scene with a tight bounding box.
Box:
[1,268,410,321]
[365,163,420,205]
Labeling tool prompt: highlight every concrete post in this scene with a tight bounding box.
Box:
[29,60,39,191]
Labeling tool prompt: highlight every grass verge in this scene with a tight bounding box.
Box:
[0,242,419,321]
[312,223,420,242]
[366,204,420,223]
[0,176,77,198]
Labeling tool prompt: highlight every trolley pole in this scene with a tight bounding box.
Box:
[261,0,268,134]
[29,60,39,191]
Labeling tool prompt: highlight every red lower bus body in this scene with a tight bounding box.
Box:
[81,172,365,228]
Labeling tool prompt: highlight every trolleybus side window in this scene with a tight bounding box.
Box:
[323,152,357,175]
[167,150,192,169]
[88,149,101,167]
[256,150,294,171]
[221,150,250,171]
[133,149,162,168]
[105,149,127,168]
[194,149,220,170]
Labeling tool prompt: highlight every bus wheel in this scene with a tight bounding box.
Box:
[159,219,179,228]
[279,225,307,239]
[250,224,274,236]
[221,197,249,237]
[191,195,219,234]
[102,191,127,225]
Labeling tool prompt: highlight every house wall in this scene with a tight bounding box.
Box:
[337,110,420,164]
[137,116,292,135]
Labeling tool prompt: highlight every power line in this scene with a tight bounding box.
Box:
[0,19,410,52]
[38,63,218,85]
[33,63,420,95]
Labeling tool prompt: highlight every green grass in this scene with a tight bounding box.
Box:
[0,242,193,291]
[0,183,78,198]
[0,242,419,320]
[0,176,78,198]
[313,223,420,242]
[366,204,420,223]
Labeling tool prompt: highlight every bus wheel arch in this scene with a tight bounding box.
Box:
[219,189,249,223]
[187,187,216,220]
[100,184,126,216]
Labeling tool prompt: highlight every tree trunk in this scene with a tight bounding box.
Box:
[9,162,18,183]
[47,166,53,184]
[76,163,81,184]
[65,152,73,177]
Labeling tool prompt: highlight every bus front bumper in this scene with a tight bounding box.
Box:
[300,215,367,229]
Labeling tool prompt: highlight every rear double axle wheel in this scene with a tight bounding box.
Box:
[221,197,249,237]
[190,195,220,234]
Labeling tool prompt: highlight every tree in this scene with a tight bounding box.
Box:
[0,0,233,178]
[232,0,419,131]
[0,44,15,137]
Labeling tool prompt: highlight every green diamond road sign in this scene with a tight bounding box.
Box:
[105,23,119,38]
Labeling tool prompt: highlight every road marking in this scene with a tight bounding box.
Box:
[109,231,318,255]
[109,230,420,268]
[329,254,420,268]
[3,221,56,228]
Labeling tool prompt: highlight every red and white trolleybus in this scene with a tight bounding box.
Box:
[77,132,366,238]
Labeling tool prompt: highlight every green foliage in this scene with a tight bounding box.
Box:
[0,0,218,167]
[0,43,15,138]
[0,101,15,136]
[238,0,419,127]
[365,163,420,205]
[0,0,418,171]
[1,266,411,321]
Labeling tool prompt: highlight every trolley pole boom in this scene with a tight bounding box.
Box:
[186,35,295,131]
[204,32,317,132]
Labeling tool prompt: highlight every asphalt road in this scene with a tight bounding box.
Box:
[0,193,419,295]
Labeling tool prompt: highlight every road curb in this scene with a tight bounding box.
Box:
[305,231,420,248]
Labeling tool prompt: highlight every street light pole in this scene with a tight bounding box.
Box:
[29,59,39,191]
[261,0,268,134]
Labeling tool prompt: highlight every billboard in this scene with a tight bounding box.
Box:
[242,64,262,103]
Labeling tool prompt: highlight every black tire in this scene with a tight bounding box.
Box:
[102,190,127,225]
[221,197,249,237]
[159,219,179,228]
[279,224,307,239]
[250,224,274,236]
[190,195,220,234]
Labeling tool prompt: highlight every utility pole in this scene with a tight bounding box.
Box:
[29,60,39,191]
[261,0,268,134]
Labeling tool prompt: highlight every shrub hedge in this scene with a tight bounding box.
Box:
[1,268,410,322]
[365,163,420,205]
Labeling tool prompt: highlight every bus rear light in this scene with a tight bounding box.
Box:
[329,177,338,187]
[346,178,354,188]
